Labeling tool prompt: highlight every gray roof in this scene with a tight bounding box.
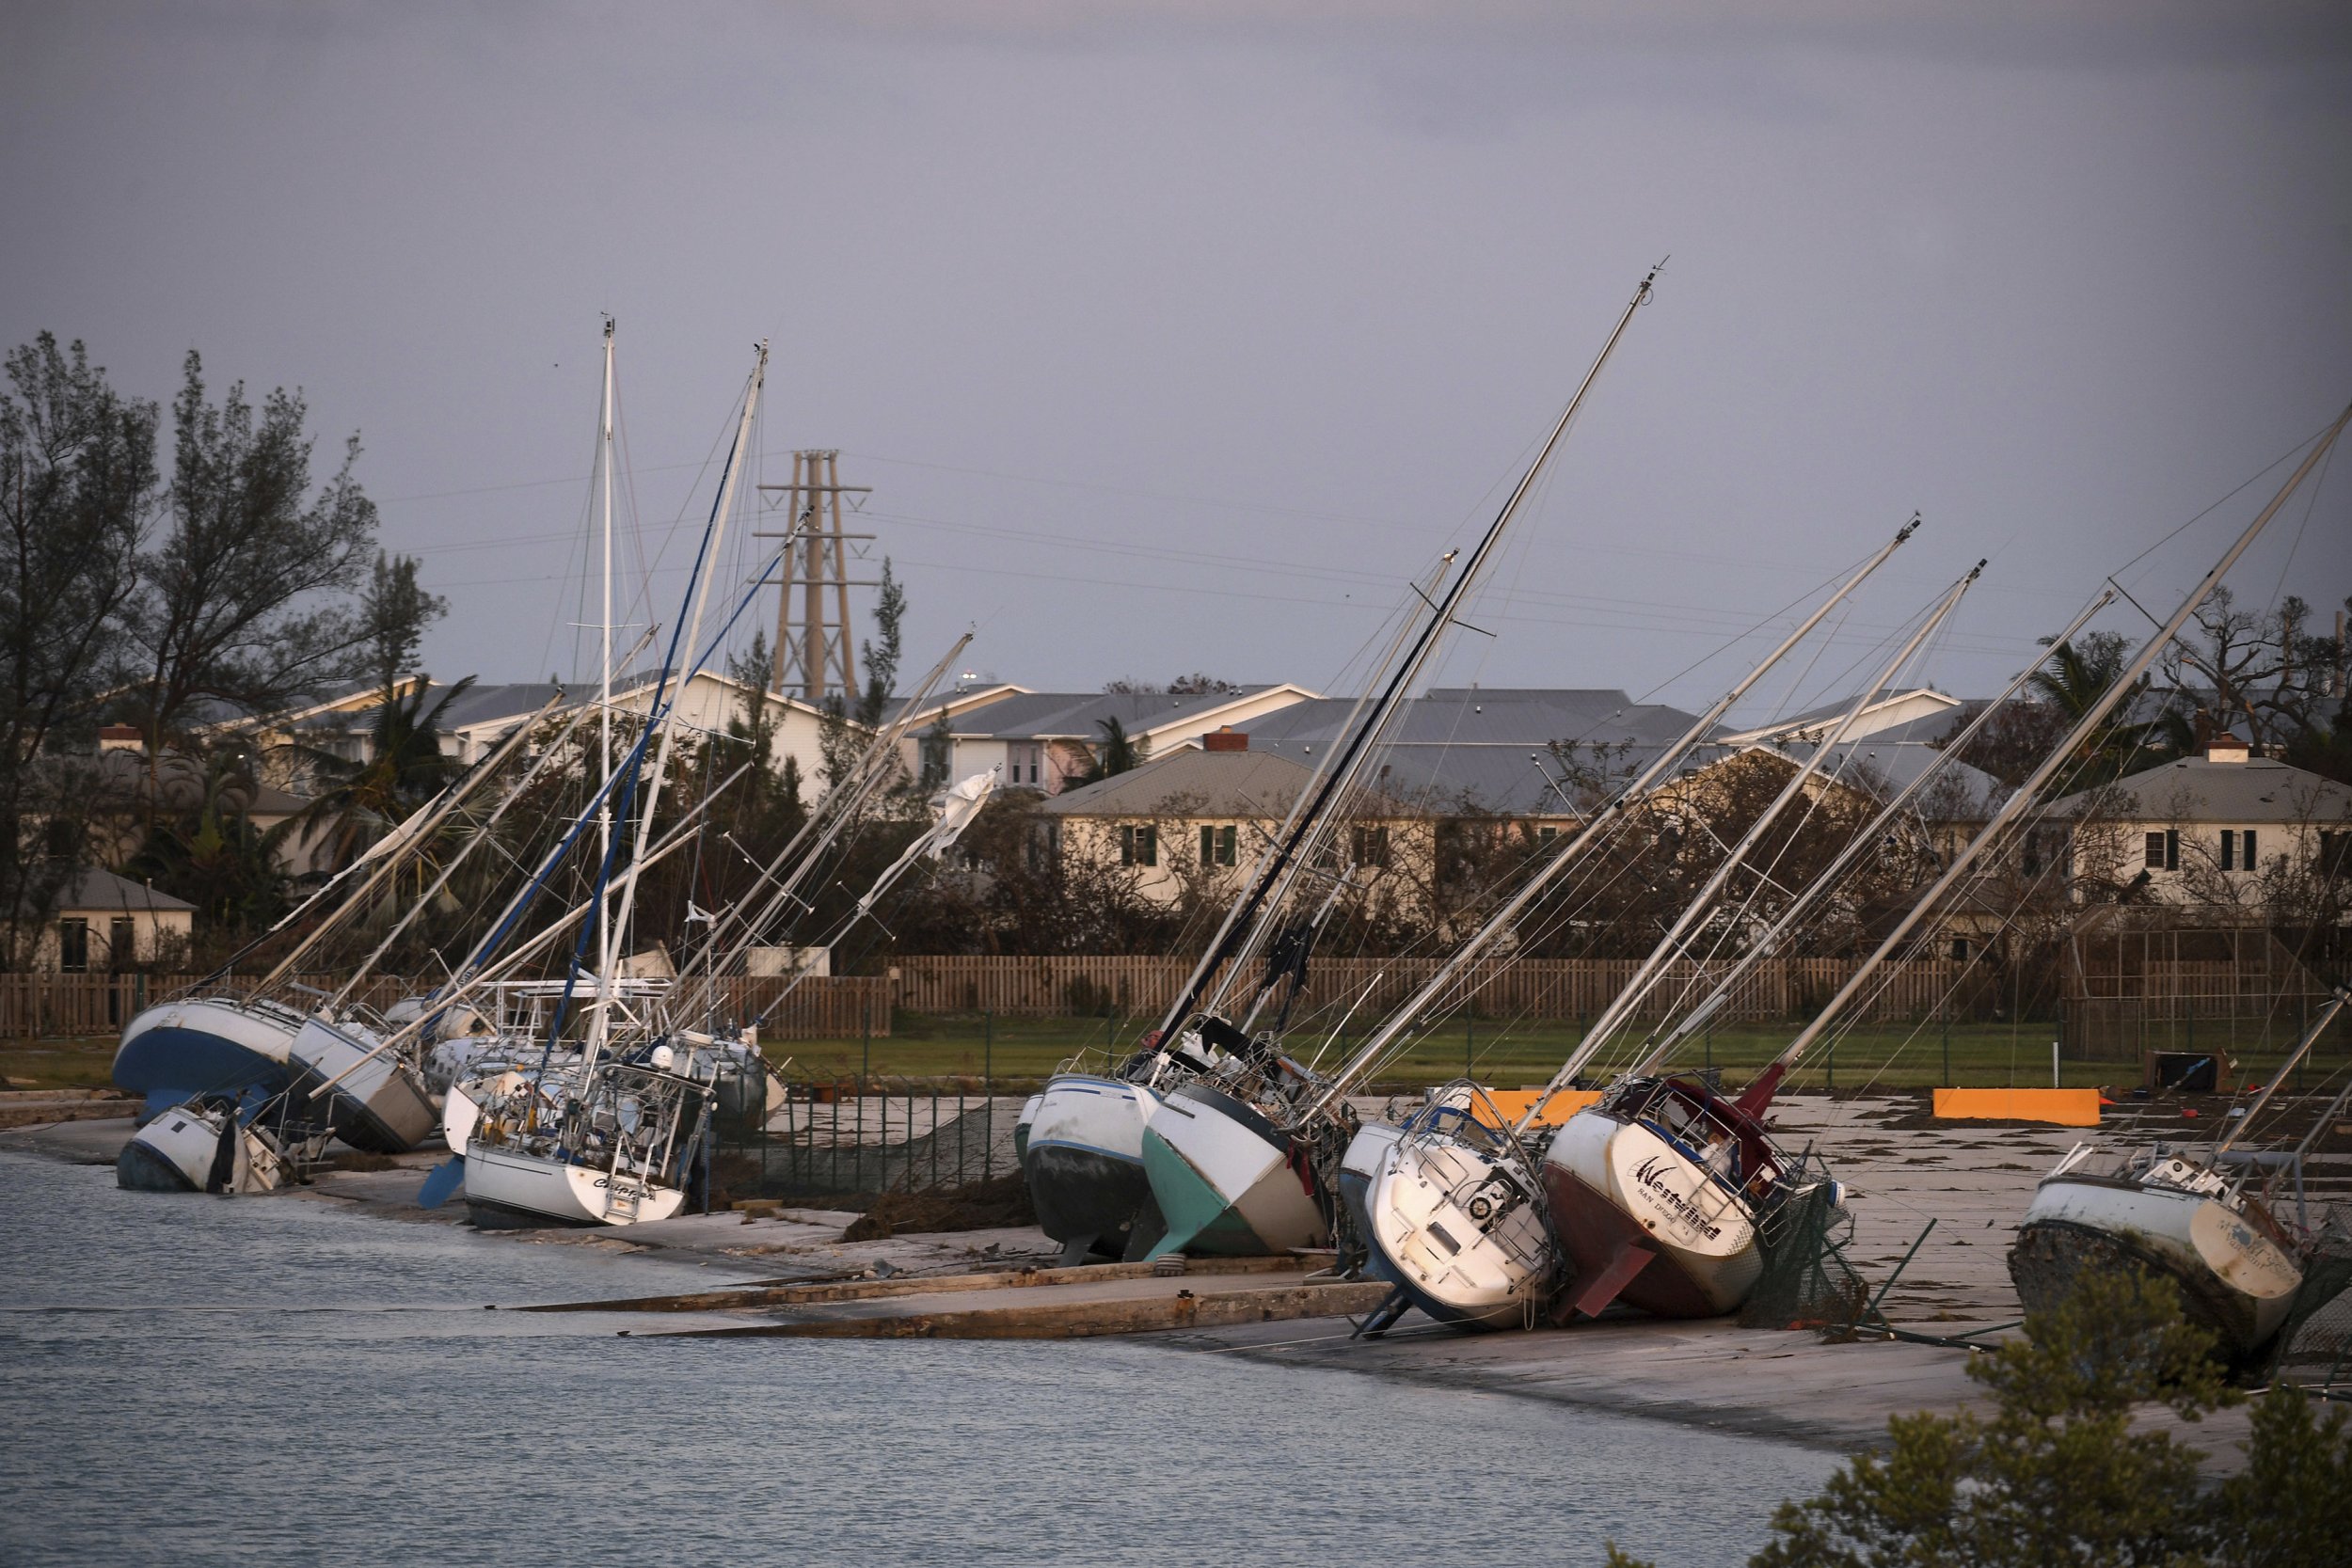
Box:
[1774,730,2010,820]
[2047,755,2352,824]
[944,688,1287,742]
[57,868,196,913]
[1041,748,1324,819]
[1227,688,1701,816]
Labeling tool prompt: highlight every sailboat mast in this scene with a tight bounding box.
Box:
[588,341,770,1066]
[597,317,617,1003]
[1151,262,1662,1047]
[1759,403,2352,1095]
[1292,514,1920,1125]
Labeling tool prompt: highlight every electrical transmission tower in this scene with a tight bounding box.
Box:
[755,451,877,705]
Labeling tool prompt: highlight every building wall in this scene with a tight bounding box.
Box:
[35,907,193,972]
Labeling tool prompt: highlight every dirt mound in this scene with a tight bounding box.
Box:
[841,1173,1037,1241]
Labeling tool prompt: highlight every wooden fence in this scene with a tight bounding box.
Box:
[0,973,894,1041]
[888,954,1978,1026]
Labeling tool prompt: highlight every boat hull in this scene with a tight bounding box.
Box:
[113,999,301,1109]
[1025,1074,1154,1255]
[460,1143,689,1228]
[1365,1132,1549,1330]
[1542,1107,1762,1319]
[286,1018,437,1154]
[116,1103,240,1192]
[1012,1093,1042,1166]
[1337,1118,1402,1271]
[2009,1174,2301,1361]
[1139,1083,1326,1258]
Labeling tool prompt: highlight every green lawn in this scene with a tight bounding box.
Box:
[0,1037,123,1093]
[17,1010,2338,1100]
[763,1011,2346,1097]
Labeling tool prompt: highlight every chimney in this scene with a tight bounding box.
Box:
[1202,726,1248,752]
[2205,732,2249,765]
[98,724,144,754]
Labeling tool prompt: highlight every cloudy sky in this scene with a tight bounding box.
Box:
[8,2,2349,721]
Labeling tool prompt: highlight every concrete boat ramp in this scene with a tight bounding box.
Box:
[533,1255,1392,1339]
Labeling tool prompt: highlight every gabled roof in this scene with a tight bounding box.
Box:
[941,686,1314,743]
[1712,688,1962,748]
[1232,688,1702,816]
[56,868,196,913]
[1767,721,2010,821]
[886,683,1030,730]
[2046,755,2352,824]
[1041,748,1327,820]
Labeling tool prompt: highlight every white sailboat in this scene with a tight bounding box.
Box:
[1357,522,1938,1325]
[1139,264,1665,1262]
[457,338,768,1227]
[1539,404,2349,1323]
[2010,979,2347,1363]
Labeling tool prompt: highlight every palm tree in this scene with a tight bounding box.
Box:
[2029,634,2165,785]
[292,675,472,869]
[1081,716,1149,784]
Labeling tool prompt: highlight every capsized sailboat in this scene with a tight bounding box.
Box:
[1357,523,1948,1326]
[1137,263,1666,1262]
[1545,402,2350,1324]
[2010,980,2348,1364]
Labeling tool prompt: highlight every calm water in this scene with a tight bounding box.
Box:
[0,1149,1834,1566]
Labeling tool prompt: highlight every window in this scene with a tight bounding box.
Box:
[1196,824,1236,867]
[57,918,88,974]
[1028,821,1060,873]
[1120,824,1157,867]
[108,917,135,968]
[2242,829,2257,868]
[1950,937,1970,962]
[1351,824,1391,869]
[2144,832,2167,870]
[1008,742,1044,787]
[1538,826,1559,843]
[2220,829,2235,871]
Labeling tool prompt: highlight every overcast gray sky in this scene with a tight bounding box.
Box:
[8,2,2349,721]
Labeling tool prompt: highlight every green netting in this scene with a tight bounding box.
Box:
[1740,1172,1867,1332]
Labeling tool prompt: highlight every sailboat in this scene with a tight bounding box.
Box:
[116,1088,335,1194]
[458,339,769,1227]
[1538,402,2351,1324]
[1134,264,1665,1262]
[1353,523,1945,1325]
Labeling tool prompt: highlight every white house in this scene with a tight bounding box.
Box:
[2050,734,2352,912]
[897,684,1322,795]
[38,869,195,972]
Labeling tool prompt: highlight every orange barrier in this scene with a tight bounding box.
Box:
[1931,1087,2101,1127]
[1475,1088,1604,1128]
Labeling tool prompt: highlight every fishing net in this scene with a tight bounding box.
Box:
[1740,1169,1868,1334]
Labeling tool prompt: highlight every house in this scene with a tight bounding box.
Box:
[898,685,1321,795]
[79,732,328,877]
[252,670,841,788]
[1038,729,1419,907]
[2050,735,2352,914]
[1712,687,1965,748]
[37,869,195,972]
[1031,688,1716,908]
[1239,688,1704,818]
